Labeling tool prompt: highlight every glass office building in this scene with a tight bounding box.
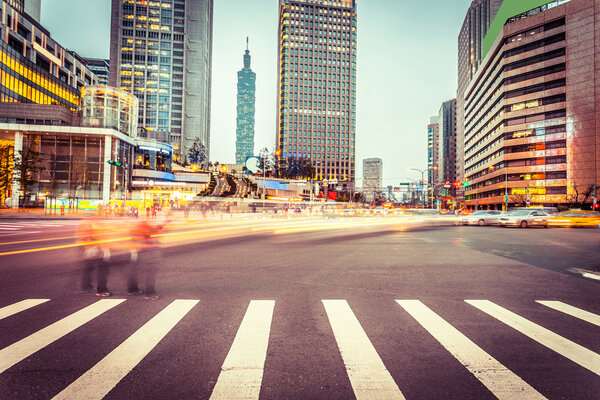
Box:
[109,0,213,163]
[277,0,357,185]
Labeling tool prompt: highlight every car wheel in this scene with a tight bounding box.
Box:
[520,220,528,228]
[478,219,485,226]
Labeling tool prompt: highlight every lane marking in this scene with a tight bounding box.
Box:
[0,235,76,246]
[397,300,546,400]
[323,299,406,400]
[0,227,19,230]
[210,300,275,400]
[0,299,125,374]
[567,267,600,281]
[536,301,600,327]
[53,299,198,400]
[0,299,50,320]
[466,300,600,375]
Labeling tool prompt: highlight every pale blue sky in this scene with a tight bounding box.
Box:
[41,0,473,186]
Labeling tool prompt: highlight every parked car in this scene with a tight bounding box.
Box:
[547,211,600,228]
[461,210,504,226]
[499,210,549,228]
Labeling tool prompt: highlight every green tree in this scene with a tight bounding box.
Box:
[188,138,207,166]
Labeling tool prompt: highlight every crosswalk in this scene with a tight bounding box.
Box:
[0,297,598,399]
[0,221,79,237]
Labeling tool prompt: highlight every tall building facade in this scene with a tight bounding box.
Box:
[427,116,439,201]
[362,158,382,200]
[0,1,96,110]
[235,39,256,164]
[84,58,110,86]
[438,99,457,185]
[456,0,504,206]
[3,0,40,22]
[109,0,213,162]
[463,0,596,210]
[276,0,357,185]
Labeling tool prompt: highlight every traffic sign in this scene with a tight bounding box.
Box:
[439,189,449,196]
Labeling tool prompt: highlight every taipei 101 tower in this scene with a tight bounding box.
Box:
[235,37,256,164]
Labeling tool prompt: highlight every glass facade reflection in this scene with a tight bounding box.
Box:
[80,85,139,138]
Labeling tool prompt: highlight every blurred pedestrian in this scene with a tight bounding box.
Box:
[60,203,65,215]
[129,219,165,300]
[78,216,111,296]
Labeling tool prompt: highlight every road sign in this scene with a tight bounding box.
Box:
[439,189,449,196]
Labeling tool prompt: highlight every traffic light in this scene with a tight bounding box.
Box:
[462,180,470,187]
[107,160,122,167]
[594,202,600,211]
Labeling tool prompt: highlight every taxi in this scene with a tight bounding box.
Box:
[547,211,600,228]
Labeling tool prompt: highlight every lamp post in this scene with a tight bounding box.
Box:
[409,167,437,208]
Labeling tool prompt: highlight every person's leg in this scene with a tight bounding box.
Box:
[81,259,95,291]
[96,261,110,296]
[127,255,143,294]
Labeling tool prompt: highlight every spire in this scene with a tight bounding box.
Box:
[243,37,251,69]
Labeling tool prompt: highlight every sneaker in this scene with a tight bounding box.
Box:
[144,294,159,301]
[96,291,112,297]
[128,289,145,296]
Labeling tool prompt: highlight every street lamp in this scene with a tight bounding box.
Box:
[408,167,437,208]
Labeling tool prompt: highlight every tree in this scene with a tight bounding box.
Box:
[188,138,207,166]
[13,142,44,198]
[565,183,595,209]
[0,145,14,207]
[353,192,366,204]
[258,147,275,174]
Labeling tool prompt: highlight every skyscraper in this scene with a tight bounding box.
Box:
[438,99,457,186]
[276,0,357,185]
[427,116,439,199]
[235,38,256,164]
[456,0,503,206]
[109,0,213,162]
[362,158,382,201]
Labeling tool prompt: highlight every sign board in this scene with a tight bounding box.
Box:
[444,184,451,189]
[441,196,454,200]
[330,179,338,184]
[439,189,449,196]
[393,187,400,192]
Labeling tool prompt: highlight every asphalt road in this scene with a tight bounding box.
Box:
[0,216,599,399]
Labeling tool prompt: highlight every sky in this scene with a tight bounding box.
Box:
[41,0,472,187]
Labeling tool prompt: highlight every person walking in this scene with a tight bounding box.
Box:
[78,216,111,296]
[129,219,166,300]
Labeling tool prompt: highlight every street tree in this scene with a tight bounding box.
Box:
[565,183,595,209]
[13,142,44,198]
[188,138,207,166]
[0,144,14,207]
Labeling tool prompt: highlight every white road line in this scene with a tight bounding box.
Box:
[0,231,42,237]
[0,299,50,321]
[536,301,600,327]
[53,299,198,400]
[322,299,406,400]
[0,227,19,230]
[0,299,125,374]
[397,300,546,400]
[466,300,600,376]
[210,300,275,400]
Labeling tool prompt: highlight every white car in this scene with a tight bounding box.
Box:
[499,210,549,228]
[462,210,504,226]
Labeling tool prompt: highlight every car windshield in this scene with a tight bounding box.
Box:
[471,211,487,215]
[508,211,530,216]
